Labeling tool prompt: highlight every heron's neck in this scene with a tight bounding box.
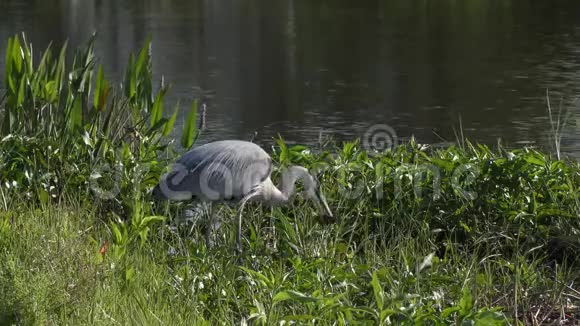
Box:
[278,166,309,201]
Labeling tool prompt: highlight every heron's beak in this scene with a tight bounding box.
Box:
[313,187,335,224]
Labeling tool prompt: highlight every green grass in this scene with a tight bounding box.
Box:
[1,141,579,324]
[1,34,579,325]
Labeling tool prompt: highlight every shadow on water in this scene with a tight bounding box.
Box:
[0,0,579,159]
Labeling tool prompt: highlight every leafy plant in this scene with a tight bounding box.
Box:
[0,33,201,218]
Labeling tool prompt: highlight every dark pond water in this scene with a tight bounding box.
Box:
[1,0,579,158]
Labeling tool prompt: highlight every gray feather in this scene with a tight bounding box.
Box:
[157,140,272,201]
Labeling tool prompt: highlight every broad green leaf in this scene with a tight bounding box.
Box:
[276,137,289,165]
[459,286,473,316]
[125,267,135,282]
[11,36,22,74]
[380,309,399,323]
[474,311,508,325]
[370,271,384,310]
[111,223,123,244]
[94,65,104,109]
[150,92,163,127]
[538,208,573,218]
[55,41,68,94]
[148,117,168,136]
[135,39,151,75]
[96,84,110,113]
[238,267,273,288]
[441,306,460,318]
[7,69,16,95]
[139,215,166,229]
[290,145,307,152]
[139,228,149,248]
[94,249,104,264]
[38,189,49,206]
[16,76,26,107]
[181,100,198,149]
[524,154,545,167]
[37,43,52,75]
[163,100,179,136]
[69,96,83,131]
[272,290,317,304]
[44,81,57,102]
[124,54,136,99]
[4,37,13,89]
[429,157,455,171]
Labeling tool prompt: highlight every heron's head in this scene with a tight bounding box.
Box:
[303,173,335,224]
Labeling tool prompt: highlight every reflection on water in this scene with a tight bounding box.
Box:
[0,0,579,158]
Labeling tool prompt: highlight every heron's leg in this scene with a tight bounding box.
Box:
[269,207,277,251]
[206,203,223,249]
[204,202,215,249]
[236,192,260,254]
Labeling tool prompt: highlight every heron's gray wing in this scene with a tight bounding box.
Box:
[160,141,272,201]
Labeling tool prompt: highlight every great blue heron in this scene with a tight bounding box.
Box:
[153,140,334,253]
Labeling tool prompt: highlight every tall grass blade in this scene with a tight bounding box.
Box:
[20,32,33,75]
[94,65,105,111]
[163,100,179,137]
[150,92,164,127]
[181,99,198,149]
[4,36,14,92]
